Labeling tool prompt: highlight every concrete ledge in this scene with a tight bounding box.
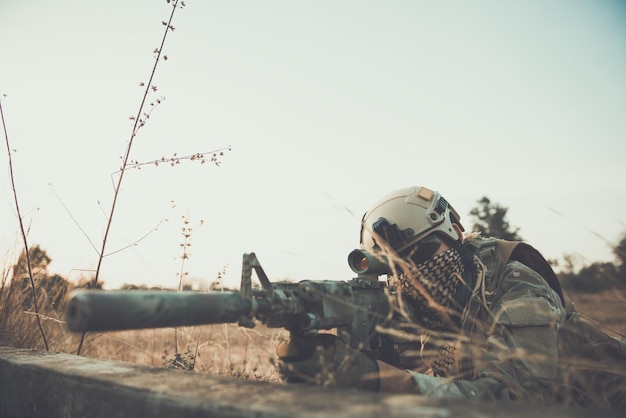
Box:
[0,347,612,418]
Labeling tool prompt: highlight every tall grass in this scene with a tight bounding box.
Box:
[0,255,284,382]
[0,256,69,352]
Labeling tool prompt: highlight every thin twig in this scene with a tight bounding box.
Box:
[112,146,231,176]
[1,98,49,350]
[49,183,100,255]
[77,0,181,354]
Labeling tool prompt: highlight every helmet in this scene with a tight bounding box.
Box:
[360,186,464,254]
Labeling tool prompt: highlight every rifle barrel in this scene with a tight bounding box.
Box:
[64,289,252,332]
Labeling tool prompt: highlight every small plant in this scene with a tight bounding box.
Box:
[76,0,232,354]
[173,214,203,356]
[163,345,196,371]
[76,0,185,355]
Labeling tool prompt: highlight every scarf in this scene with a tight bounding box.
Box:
[390,247,466,330]
[389,246,483,376]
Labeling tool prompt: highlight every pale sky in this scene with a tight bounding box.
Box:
[2,0,625,290]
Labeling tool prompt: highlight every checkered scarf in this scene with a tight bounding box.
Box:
[390,247,466,330]
[390,246,486,376]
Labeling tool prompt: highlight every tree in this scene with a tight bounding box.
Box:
[559,262,618,294]
[12,245,51,281]
[468,196,523,241]
[614,232,626,282]
[557,230,626,293]
[10,246,72,309]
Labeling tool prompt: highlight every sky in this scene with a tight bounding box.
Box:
[1,0,625,290]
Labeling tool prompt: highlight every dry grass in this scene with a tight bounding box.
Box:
[5,314,287,382]
[2,277,625,366]
[0,272,286,382]
[1,270,625,411]
[567,288,626,337]
[76,324,286,382]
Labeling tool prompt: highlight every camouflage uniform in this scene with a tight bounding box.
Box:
[400,237,626,408]
[407,241,565,402]
[341,185,626,408]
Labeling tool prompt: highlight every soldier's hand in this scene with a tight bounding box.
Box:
[275,334,380,391]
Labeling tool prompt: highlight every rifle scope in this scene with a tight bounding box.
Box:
[347,249,391,276]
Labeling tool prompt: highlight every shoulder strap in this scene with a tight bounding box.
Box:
[492,240,519,285]
[498,240,566,308]
[465,237,566,308]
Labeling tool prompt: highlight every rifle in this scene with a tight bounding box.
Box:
[64,250,392,351]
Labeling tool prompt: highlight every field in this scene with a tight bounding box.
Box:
[566,289,626,337]
[0,279,287,381]
[1,278,624,386]
[74,289,626,379]
[76,324,287,381]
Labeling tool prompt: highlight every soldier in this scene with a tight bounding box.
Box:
[277,186,626,409]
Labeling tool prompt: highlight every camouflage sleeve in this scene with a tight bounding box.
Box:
[408,260,567,402]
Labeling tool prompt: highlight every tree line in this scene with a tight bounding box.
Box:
[470,196,626,293]
[5,196,625,299]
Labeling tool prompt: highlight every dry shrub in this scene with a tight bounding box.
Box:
[0,270,70,351]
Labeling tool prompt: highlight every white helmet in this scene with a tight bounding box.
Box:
[360,186,464,255]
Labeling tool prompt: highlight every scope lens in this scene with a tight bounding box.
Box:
[348,249,391,275]
[355,256,369,272]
